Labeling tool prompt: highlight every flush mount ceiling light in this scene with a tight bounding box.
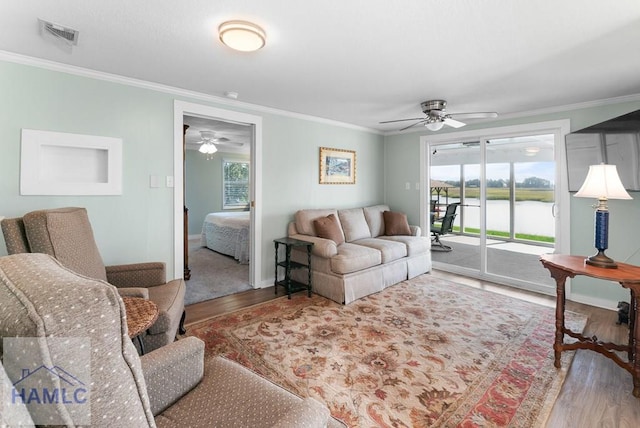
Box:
[219,20,266,52]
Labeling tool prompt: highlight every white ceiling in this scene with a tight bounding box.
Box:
[183,115,251,154]
[1,1,640,133]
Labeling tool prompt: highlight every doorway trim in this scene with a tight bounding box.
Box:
[173,100,263,287]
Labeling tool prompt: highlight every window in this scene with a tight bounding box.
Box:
[223,160,249,209]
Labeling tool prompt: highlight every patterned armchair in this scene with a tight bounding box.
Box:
[1,207,185,353]
[0,253,338,427]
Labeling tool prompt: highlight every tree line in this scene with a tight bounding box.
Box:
[444,177,552,189]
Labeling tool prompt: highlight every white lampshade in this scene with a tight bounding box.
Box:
[219,21,266,52]
[425,121,445,131]
[574,164,632,200]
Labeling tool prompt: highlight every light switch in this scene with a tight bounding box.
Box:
[405,182,410,190]
[149,175,160,188]
[415,182,420,190]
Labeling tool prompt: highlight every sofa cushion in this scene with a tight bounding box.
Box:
[313,214,345,245]
[383,211,412,236]
[379,235,431,256]
[338,208,371,242]
[363,205,390,237]
[353,238,407,263]
[295,209,340,236]
[330,243,381,274]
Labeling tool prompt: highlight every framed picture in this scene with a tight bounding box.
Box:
[319,147,356,184]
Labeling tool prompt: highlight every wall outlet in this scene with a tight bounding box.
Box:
[405,182,410,190]
[149,175,160,188]
[166,176,174,188]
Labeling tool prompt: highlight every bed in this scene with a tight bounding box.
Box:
[200,211,250,264]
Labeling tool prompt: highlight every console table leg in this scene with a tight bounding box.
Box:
[631,289,640,397]
[548,270,570,369]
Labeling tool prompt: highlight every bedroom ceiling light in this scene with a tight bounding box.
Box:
[219,21,266,52]
[199,141,218,160]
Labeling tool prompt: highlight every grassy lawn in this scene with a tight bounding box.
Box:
[443,187,553,202]
[448,226,555,243]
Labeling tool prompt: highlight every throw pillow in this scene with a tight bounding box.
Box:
[313,214,345,245]
[383,211,412,236]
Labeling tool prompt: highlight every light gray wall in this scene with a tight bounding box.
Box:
[384,100,640,307]
[185,150,249,236]
[0,60,384,284]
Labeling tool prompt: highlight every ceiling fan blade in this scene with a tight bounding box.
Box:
[214,140,244,147]
[443,118,466,128]
[379,117,425,124]
[399,120,427,131]
[449,112,498,120]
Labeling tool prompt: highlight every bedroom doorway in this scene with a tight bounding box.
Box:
[173,101,263,304]
[182,115,252,304]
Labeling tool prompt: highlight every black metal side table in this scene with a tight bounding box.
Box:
[274,237,313,299]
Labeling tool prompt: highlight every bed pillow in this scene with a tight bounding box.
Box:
[383,211,412,236]
[313,214,345,245]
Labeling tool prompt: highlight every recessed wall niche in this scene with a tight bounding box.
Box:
[20,129,122,195]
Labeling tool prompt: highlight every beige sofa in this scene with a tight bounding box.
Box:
[0,253,343,428]
[287,205,431,304]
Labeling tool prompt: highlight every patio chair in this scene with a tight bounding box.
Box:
[430,202,459,251]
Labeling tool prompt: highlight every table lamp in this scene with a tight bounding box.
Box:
[574,164,632,268]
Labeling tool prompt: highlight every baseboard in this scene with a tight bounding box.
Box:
[568,293,619,312]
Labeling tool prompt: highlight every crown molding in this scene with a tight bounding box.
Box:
[0,50,382,135]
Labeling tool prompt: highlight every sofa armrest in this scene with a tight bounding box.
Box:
[410,225,421,237]
[116,287,150,299]
[106,262,167,287]
[288,234,338,258]
[271,397,330,428]
[140,336,205,416]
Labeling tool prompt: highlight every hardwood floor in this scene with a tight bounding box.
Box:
[184,270,640,427]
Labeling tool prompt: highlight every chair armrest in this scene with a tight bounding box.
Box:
[288,234,338,258]
[116,287,150,299]
[106,262,167,287]
[140,336,205,416]
[409,225,421,237]
[271,397,330,428]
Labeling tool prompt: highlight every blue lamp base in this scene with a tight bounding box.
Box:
[586,209,617,269]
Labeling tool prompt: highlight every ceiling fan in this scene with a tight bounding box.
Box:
[197,130,242,158]
[380,100,498,131]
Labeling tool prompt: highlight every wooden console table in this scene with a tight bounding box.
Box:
[540,254,640,397]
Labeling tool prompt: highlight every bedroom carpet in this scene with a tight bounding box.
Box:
[187,274,587,427]
[185,238,251,305]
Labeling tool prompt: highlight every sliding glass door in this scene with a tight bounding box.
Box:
[426,123,568,295]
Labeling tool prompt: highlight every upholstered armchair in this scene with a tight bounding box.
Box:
[1,207,186,353]
[0,253,339,427]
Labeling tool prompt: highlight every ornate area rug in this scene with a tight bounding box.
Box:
[188,275,587,427]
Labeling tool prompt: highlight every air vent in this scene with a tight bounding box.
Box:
[39,19,79,45]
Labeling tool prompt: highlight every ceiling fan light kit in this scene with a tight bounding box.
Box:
[380,99,498,132]
[425,121,445,131]
[219,20,266,52]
